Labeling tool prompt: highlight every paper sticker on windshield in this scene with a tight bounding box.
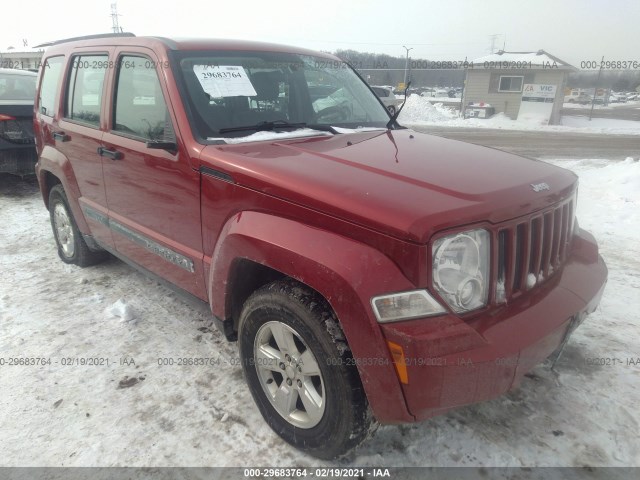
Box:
[193,65,257,97]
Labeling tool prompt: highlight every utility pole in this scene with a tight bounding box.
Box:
[403,45,413,88]
[111,3,122,33]
[589,56,605,121]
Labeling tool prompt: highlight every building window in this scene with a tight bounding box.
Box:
[498,76,523,92]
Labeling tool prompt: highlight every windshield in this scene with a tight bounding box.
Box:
[173,51,390,141]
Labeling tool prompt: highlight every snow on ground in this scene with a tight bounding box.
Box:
[399,95,640,134]
[429,96,462,102]
[563,100,640,110]
[396,94,462,103]
[208,128,333,143]
[0,155,639,468]
[560,116,640,131]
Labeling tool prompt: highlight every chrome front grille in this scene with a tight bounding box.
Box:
[494,197,575,303]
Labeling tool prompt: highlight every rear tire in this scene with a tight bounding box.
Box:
[238,279,376,459]
[49,185,107,267]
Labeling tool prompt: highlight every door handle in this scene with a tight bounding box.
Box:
[97,146,123,160]
[52,131,70,142]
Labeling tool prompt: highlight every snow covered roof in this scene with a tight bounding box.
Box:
[472,50,577,70]
[1,42,46,54]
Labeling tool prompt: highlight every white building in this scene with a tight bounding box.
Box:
[0,44,45,71]
[462,50,577,125]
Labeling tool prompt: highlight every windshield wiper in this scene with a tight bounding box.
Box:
[219,120,307,134]
[304,124,341,134]
[386,81,411,130]
[218,120,342,135]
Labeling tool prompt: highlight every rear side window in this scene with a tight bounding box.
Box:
[38,57,64,116]
[66,55,108,126]
[113,56,174,141]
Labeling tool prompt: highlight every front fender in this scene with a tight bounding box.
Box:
[208,211,417,423]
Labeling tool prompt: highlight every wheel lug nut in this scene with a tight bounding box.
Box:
[286,378,292,386]
[285,354,291,362]
[279,362,285,370]
[297,379,302,388]
[297,365,302,372]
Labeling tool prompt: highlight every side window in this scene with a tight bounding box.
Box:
[113,56,174,141]
[38,56,64,116]
[66,55,108,126]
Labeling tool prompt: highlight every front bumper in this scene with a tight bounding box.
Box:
[379,227,607,421]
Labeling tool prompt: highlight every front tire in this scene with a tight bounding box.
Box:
[238,280,375,459]
[49,184,107,267]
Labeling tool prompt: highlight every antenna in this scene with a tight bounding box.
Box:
[488,34,499,54]
[111,3,122,33]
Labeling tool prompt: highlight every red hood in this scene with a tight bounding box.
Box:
[200,129,577,243]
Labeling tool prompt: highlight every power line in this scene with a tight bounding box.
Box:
[287,38,490,47]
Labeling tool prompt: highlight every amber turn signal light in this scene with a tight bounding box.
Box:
[387,340,409,385]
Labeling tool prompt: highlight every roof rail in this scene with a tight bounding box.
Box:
[34,32,135,48]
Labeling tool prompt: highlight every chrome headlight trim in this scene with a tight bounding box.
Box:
[371,289,446,323]
[432,228,490,314]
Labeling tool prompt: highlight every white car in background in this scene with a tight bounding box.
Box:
[564,91,592,104]
[370,86,402,115]
[613,92,627,103]
[421,88,457,99]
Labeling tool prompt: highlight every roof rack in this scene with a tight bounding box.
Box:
[34,32,135,48]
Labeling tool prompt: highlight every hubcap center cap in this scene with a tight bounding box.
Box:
[285,365,296,379]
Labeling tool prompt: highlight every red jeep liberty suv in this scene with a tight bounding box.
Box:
[33,33,607,459]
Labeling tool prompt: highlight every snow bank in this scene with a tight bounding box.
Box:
[560,116,640,133]
[397,95,459,123]
[399,96,640,135]
[548,157,640,257]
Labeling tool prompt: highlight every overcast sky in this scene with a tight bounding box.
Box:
[2,0,639,66]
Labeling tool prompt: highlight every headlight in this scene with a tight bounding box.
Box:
[432,229,490,313]
[371,290,446,323]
